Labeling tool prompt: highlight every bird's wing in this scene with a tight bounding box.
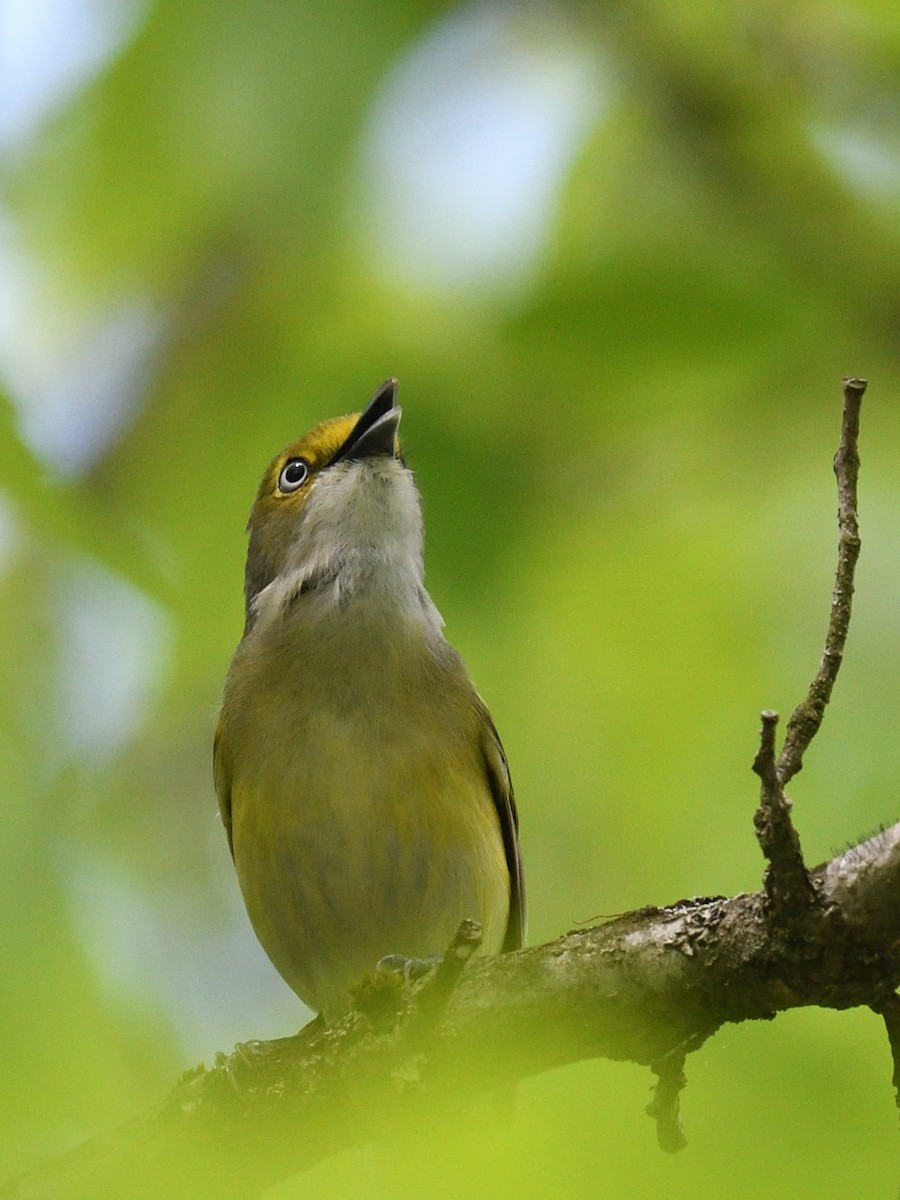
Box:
[213,718,235,859]
[477,697,526,952]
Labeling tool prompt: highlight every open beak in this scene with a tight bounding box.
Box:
[330,379,402,464]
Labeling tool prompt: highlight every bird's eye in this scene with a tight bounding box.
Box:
[278,458,310,493]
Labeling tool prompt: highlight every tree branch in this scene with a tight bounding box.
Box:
[5,823,899,1200]
[4,377,894,1200]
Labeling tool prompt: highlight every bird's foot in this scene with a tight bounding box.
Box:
[376,953,442,982]
[213,1034,301,1097]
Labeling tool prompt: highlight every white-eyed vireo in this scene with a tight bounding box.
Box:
[214,380,525,1023]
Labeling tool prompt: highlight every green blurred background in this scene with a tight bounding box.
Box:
[1,0,899,1195]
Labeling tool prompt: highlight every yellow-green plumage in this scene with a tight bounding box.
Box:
[215,381,524,1023]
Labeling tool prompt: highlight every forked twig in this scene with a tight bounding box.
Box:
[752,378,866,916]
[752,711,815,913]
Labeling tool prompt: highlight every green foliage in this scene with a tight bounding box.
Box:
[2,1,899,1195]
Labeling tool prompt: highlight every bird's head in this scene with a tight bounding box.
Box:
[244,379,423,628]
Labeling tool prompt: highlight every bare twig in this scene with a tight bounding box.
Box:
[751,709,779,791]
[646,1054,687,1152]
[752,710,815,915]
[872,993,900,1126]
[777,377,866,785]
[405,919,483,1038]
[375,921,486,1094]
[752,378,866,917]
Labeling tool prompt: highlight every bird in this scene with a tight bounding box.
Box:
[214,379,525,1024]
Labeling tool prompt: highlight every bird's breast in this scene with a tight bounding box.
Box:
[221,599,509,1021]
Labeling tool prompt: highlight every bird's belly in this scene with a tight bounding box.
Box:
[230,726,509,1022]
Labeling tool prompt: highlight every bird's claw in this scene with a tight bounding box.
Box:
[376,953,442,982]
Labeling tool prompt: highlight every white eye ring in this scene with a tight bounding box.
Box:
[278,458,309,493]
